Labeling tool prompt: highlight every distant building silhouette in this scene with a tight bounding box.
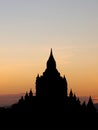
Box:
[36,49,67,99]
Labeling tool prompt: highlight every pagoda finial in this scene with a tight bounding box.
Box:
[50,48,53,56]
[46,48,56,69]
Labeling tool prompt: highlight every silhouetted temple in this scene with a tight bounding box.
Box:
[0,49,97,128]
[36,49,67,99]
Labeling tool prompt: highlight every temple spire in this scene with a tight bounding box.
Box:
[50,48,53,56]
[47,49,56,70]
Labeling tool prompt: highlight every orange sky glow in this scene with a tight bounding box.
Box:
[0,0,98,104]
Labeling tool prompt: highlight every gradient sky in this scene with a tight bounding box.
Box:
[0,0,98,99]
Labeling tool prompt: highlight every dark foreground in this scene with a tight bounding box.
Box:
[0,96,97,129]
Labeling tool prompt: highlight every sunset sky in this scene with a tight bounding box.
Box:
[0,0,98,102]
